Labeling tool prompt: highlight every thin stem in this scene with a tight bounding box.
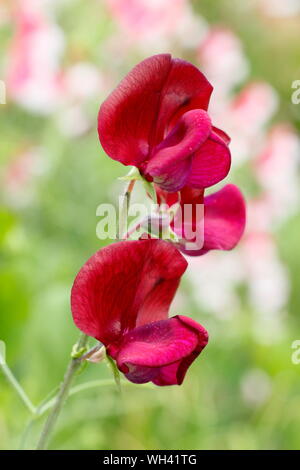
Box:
[118,180,135,239]
[0,360,36,415]
[36,334,88,450]
[38,380,154,416]
[106,354,121,394]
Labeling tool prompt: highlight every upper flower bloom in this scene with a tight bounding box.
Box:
[98,54,231,192]
[71,239,208,386]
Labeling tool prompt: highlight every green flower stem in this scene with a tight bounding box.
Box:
[106,354,121,393]
[118,179,135,239]
[38,379,154,416]
[0,356,36,415]
[36,333,88,450]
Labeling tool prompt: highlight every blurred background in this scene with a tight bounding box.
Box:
[1,0,300,450]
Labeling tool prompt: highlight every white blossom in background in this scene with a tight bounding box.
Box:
[172,5,208,50]
[56,105,92,138]
[186,251,244,319]
[63,63,104,101]
[57,63,106,137]
[258,0,300,17]
[240,368,272,407]
[241,234,289,316]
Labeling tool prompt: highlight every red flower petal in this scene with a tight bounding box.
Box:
[180,184,246,256]
[144,110,211,192]
[98,54,212,167]
[114,315,208,385]
[155,185,204,207]
[212,126,231,145]
[187,131,231,188]
[71,239,187,346]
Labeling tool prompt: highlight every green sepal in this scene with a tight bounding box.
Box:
[118,166,142,181]
[106,354,121,393]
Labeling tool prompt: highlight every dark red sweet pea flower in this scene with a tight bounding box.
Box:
[98,54,231,192]
[156,184,246,256]
[71,239,208,386]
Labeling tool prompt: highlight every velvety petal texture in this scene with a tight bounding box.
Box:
[98,54,231,192]
[71,239,208,385]
[187,131,231,189]
[71,239,187,345]
[144,109,211,192]
[114,315,208,385]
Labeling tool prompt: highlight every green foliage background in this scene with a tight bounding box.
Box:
[0,0,300,450]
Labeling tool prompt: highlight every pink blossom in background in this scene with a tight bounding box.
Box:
[198,28,249,96]
[6,0,65,114]
[254,125,300,223]
[3,147,48,207]
[103,1,208,56]
[105,0,186,41]
[212,82,278,165]
[229,83,278,136]
[197,28,279,167]
[246,197,275,233]
[57,63,107,138]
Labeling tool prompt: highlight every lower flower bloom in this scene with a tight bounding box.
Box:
[71,239,208,386]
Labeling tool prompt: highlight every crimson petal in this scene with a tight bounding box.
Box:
[71,239,187,346]
[144,109,211,192]
[114,315,208,385]
[187,131,231,188]
[212,126,231,145]
[98,54,213,167]
[181,184,246,256]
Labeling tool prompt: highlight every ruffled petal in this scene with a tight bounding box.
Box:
[187,131,231,189]
[71,239,187,346]
[212,126,231,145]
[98,54,212,167]
[144,110,211,192]
[154,58,213,143]
[113,315,208,385]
